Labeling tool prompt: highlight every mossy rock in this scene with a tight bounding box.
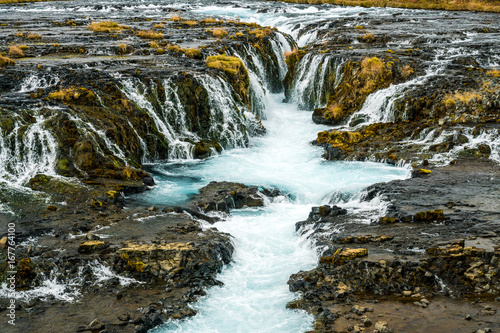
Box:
[414,209,444,222]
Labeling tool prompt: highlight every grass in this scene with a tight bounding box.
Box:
[261,0,500,13]
[136,30,163,39]
[170,13,182,21]
[444,90,482,107]
[183,20,198,26]
[201,17,218,24]
[248,28,272,38]
[208,28,228,38]
[26,32,41,39]
[486,68,500,77]
[206,54,245,75]
[401,64,414,77]
[184,48,202,59]
[88,21,129,33]
[48,87,95,102]
[360,57,385,79]
[9,45,24,57]
[361,33,375,42]
[166,44,182,52]
[154,23,164,29]
[118,43,127,53]
[0,55,15,67]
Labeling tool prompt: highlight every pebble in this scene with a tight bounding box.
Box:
[465,314,472,320]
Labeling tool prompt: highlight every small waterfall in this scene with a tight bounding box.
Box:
[0,111,58,185]
[119,78,198,160]
[291,53,343,110]
[18,74,60,93]
[196,74,249,149]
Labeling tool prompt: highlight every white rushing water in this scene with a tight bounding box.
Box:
[146,93,409,333]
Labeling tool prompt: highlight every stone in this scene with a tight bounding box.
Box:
[86,318,105,330]
[360,315,372,326]
[47,205,58,211]
[78,241,108,254]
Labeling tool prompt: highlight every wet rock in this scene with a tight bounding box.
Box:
[189,181,267,213]
[86,318,105,331]
[78,241,108,254]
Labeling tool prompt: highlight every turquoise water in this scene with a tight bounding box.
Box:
[147,95,409,333]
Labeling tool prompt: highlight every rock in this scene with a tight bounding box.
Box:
[379,216,397,224]
[465,314,472,320]
[78,241,108,254]
[402,291,412,296]
[47,205,58,211]
[420,298,430,305]
[374,321,392,333]
[360,315,372,326]
[414,209,445,222]
[86,318,105,331]
[320,248,369,265]
[85,233,100,241]
[189,181,267,213]
[351,305,367,315]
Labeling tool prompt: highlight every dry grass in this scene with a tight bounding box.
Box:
[170,13,182,21]
[9,45,24,57]
[26,32,42,39]
[166,44,182,52]
[235,32,244,38]
[154,23,164,29]
[156,48,165,55]
[18,45,29,50]
[118,44,127,53]
[444,91,482,106]
[361,33,375,42]
[14,32,24,37]
[136,30,163,39]
[486,68,500,78]
[149,42,159,48]
[0,55,15,67]
[184,48,202,59]
[88,21,129,33]
[183,20,198,26]
[206,54,245,75]
[401,64,414,77]
[208,28,228,38]
[360,57,385,79]
[324,103,344,121]
[248,28,272,39]
[262,0,500,13]
[201,17,218,24]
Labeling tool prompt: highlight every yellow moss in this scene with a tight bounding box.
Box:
[149,42,159,48]
[209,28,228,38]
[18,45,29,50]
[183,20,198,26]
[486,68,500,77]
[170,13,182,21]
[248,28,271,38]
[9,45,24,57]
[444,91,481,105]
[118,43,127,53]
[154,23,164,29]
[106,190,118,199]
[156,48,165,55]
[401,64,414,77]
[355,25,363,29]
[166,44,181,52]
[206,54,245,75]
[417,168,432,174]
[48,87,95,102]
[361,33,374,42]
[183,47,202,59]
[26,32,41,39]
[136,30,163,39]
[201,17,218,24]
[235,32,244,37]
[0,55,15,67]
[88,21,129,33]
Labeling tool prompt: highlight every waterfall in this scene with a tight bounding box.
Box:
[119,78,198,160]
[291,53,343,110]
[0,111,58,186]
[196,74,249,149]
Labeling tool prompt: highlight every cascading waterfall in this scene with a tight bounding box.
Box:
[0,111,58,186]
[291,53,343,110]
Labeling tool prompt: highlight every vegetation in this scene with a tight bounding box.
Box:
[248,28,272,39]
[184,48,202,59]
[9,45,24,57]
[118,43,128,53]
[183,20,198,26]
[201,17,218,24]
[0,55,15,67]
[208,28,228,38]
[262,0,500,13]
[166,43,182,52]
[136,30,163,39]
[88,21,129,33]
[486,68,500,77]
[361,33,375,43]
[170,13,182,21]
[48,87,95,102]
[206,54,245,75]
[26,32,41,39]
[153,23,164,29]
[444,90,481,107]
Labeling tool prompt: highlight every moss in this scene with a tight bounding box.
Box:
[183,47,202,60]
[414,209,444,222]
[379,216,397,224]
[248,28,272,38]
[0,55,15,67]
[9,45,24,57]
[136,30,163,39]
[206,54,245,76]
[88,21,130,33]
